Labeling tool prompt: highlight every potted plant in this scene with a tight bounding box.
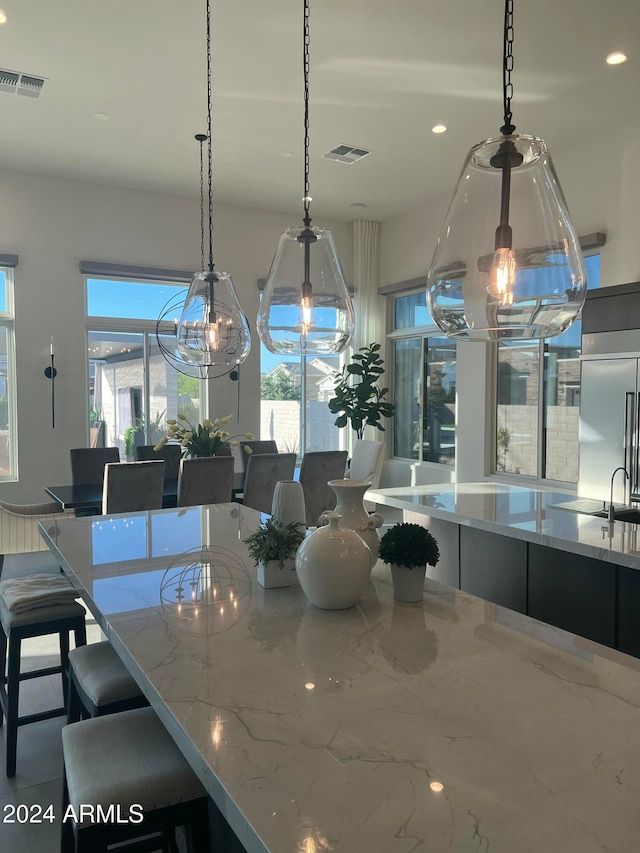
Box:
[243,517,305,589]
[378,522,440,602]
[123,421,145,461]
[328,342,395,440]
[154,413,254,457]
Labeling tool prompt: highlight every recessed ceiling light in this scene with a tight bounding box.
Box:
[606,51,628,65]
[94,112,109,120]
[432,124,447,134]
[280,151,294,158]
[0,11,7,24]
[350,202,367,210]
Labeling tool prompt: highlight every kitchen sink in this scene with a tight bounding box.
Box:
[594,508,640,523]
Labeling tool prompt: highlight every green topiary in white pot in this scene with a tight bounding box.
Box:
[378,523,440,602]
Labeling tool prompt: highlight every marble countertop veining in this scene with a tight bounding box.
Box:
[40,502,640,852]
[367,481,640,569]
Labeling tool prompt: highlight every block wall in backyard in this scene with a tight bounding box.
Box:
[497,405,579,482]
[260,400,342,455]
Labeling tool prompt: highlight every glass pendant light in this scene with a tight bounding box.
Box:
[257,0,355,356]
[176,0,251,369]
[427,0,587,343]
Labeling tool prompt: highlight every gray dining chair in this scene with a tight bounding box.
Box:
[176,455,235,507]
[241,452,296,514]
[135,443,182,482]
[240,440,278,472]
[70,447,120,486]
[298,450,348,527]
[70,446,122,517]
[101,461,165,514]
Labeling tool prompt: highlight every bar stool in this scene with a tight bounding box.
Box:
[67,641,148,723]
[0,586,86,777]
[61,706,209,853]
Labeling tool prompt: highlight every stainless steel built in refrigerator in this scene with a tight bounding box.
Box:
[578,283,640,504]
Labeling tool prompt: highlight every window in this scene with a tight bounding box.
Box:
[0,266,16,480]
[496,253,600,482]
[423,336,456,465]
[259,348,342,456]
[86,275,200,459]
[391,291,457,465]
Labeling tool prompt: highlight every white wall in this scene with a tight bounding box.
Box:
[379,121,640,483]
[0,167,353,502]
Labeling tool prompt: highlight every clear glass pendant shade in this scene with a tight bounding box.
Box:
[257,225,355,356]
[176,270,251,368]
[427,134,587,342]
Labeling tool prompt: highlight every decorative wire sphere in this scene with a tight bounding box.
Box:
[155,290,242,381]
[160,545,252,637]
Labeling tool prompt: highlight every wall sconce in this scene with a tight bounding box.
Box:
[44,337,57,428]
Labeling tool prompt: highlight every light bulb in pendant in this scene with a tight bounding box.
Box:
[177,270,250,368]
[207,317,220,349]
[299,282,316,334]
[488,247,516,305]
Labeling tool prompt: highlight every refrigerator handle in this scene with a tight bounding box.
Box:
[624,392,634,503]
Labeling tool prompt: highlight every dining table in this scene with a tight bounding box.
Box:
[45,472,246,511]
[39,501,640,853]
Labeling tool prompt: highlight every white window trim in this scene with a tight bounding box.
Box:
[0,264,17,482]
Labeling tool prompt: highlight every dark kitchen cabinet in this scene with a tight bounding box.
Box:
[528,543,616,647]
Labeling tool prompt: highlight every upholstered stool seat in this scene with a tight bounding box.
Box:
[61,706,209,853]
[67,641,148,722]
[0,576,86,777]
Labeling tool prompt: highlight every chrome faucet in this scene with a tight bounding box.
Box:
[609,466,630,523]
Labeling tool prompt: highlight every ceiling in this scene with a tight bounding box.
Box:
[0,0,638,222]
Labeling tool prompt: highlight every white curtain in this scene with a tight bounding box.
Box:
[352,220,383,354]
[350,220,387,449]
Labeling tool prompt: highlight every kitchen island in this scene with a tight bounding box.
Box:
[368,482,640,656]
[41,501,640,852]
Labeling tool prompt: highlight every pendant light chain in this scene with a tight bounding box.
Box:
[206,0,215,271]
[501,0,516,135]
[196,133,207,272]
[302,0,311,227]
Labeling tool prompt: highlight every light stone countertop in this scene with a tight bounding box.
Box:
[41,502,640,853]
[368,481,640,570]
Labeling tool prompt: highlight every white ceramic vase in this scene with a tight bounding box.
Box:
[319,479,383,566]
[271,480,306,530]
[390,564,427,603]
[295,513,372,610]
[257,558,294,589]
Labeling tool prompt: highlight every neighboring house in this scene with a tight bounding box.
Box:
[262,357,339,402]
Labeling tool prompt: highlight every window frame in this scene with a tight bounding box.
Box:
[492,251,601,486]
[83,272,203,451]
[0,265,17,481]
[387,284,457,466]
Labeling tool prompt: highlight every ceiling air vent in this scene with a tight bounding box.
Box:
[0,68,47,98]
[323,144,371,164]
